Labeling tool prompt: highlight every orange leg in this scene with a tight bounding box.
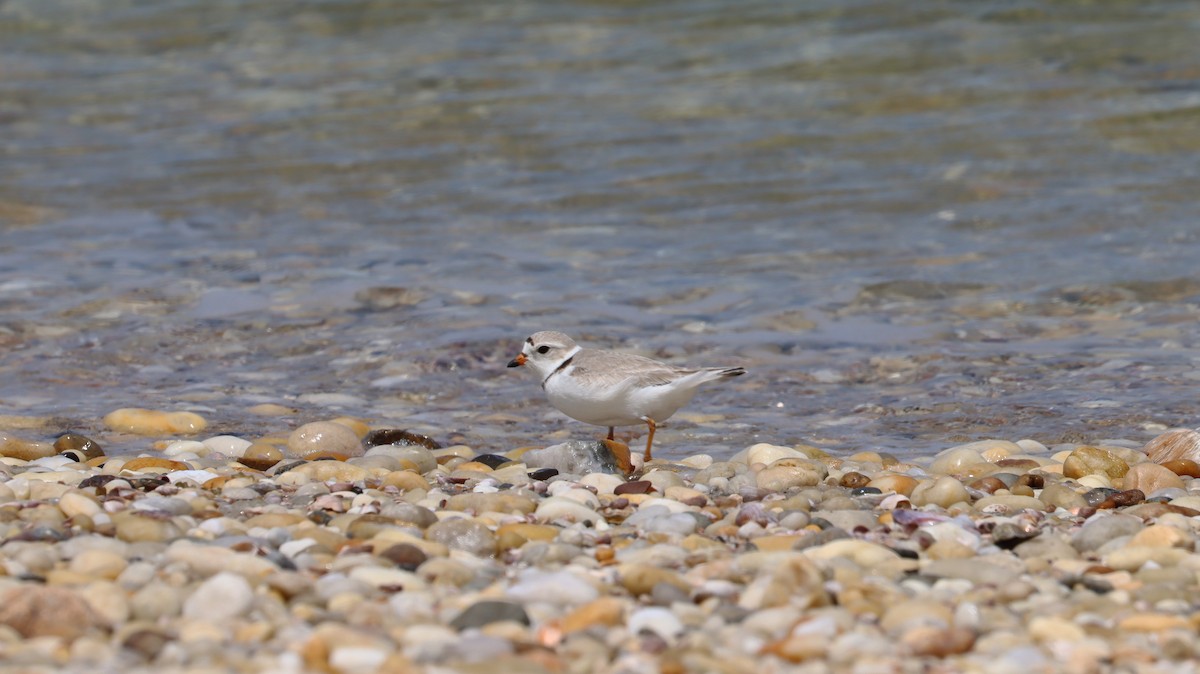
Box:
[641,417,657,462]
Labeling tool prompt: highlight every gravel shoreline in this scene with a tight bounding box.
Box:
[2,411,1200,673]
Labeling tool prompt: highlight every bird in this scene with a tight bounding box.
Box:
[507,330,745,463]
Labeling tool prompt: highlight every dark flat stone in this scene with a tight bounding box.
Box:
[449,600,530,630]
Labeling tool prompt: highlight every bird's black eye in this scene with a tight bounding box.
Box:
[536,345,550,354]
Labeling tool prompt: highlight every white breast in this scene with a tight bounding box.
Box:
[542,364,698,428]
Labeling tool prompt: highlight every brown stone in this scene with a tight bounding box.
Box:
[1143,428,1200,464]
[103,408,207,435]
[0,585,107,641]
[902,626,976,657]
[617,564,689,596]
[0,433,55,461]
[1062,446,1129,480]
[1112,489,1145,507]
[1160,459,1200,478]
[381,470,430,491]
[995,458,1040,472]
[752,535,805,552]
[559,597,625,634]
[54,433,105,460]
[122,457,191,473]
[287,421,364,460]
[614,480,653,495]
[968,476,1007,494]
[840,472,871,489]
[241,443,284,470]
[1016,473,1045,489]
[761,634,827,662]
[496,523,560,551]
[1122,463,1185,495]
[867,474,919,496]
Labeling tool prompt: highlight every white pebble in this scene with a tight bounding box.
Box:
[166,469,220,485]
[535,497,602,525]
[506,568,598,605]
[201,435,253,458]
[183,572,254,622]
[628,607,684,642]
[329,647,390,674]
[162,440,209,458]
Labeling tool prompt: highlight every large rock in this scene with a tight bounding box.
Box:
[103,408,207,435]
[1062,446,1130,480]
[1143,429,1200,464]
[287,421,364,459]
[523,440,623,475]
[1070,513,1143,553]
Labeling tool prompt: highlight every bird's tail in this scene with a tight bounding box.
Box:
[696,366,746,383]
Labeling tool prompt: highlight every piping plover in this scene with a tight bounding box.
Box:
[507,330,745,462]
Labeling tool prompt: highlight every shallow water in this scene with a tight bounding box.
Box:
[2,0,1199,458]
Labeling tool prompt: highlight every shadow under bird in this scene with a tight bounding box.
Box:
[507,330,746,463]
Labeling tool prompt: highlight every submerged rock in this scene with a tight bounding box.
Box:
[103,408,207,435]
[523,440,624,475]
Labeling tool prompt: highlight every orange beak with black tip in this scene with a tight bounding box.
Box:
[507,353,527,368]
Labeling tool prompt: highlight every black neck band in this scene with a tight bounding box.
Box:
[542,354,575,388]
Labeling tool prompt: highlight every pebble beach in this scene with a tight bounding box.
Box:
[5,1,1200,672]
[3,410,1200,673]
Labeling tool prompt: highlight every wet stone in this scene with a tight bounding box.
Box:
[1083,487,1119,507]
[1123,463,1185,495]
[1160,459,1200,478]
[1062,446,1130,480]
[1143,428,1200,464]
[240,443,284,470]
[991,523,1039,549]
[615,480,654,495]
[528,467,559,481]
[354,286,426,311]
[123,457,189,472]
[1112,489,1145,507]
[755,458,827,491]
[523,440,623,475]
[288,421,364,460]
[380,503,439,529]
[470,453,511,469]
[54,432,105,460]
[968,476,1007,494]
[362,428,442,450]
[445,492,537,515]
[103,408,207,436]
[1016,473,1044,490]
[0,433,56,460]
[79,474,117,490]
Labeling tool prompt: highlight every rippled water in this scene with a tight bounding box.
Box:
[3,0,1200,458]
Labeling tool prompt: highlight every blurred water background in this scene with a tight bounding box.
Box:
[3,0,1200,459]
